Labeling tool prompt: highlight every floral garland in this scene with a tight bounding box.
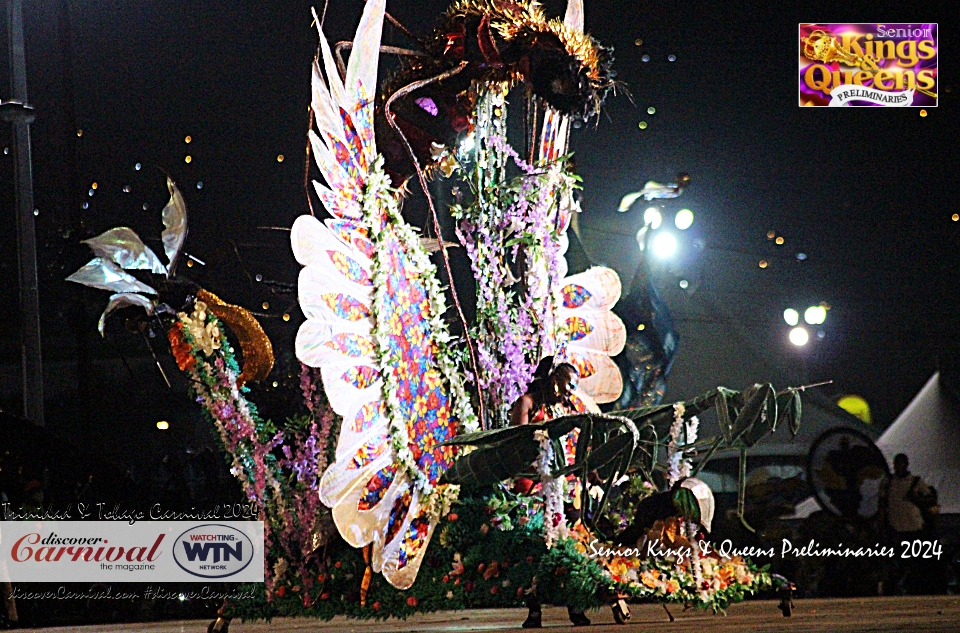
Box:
[452,90,577,424]
[170,301,283,593]
[299,362,338,474]
[567,523,770,612]
[362,157,478,513]
[666,403,699,486]
[232,492,777,622]
[534,430,567,547]
[664,402,705,590]
[171,301,326,601]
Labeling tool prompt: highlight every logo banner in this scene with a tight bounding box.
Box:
[0,521,265,582]
[799,23,937,107]
[829,86,915,106]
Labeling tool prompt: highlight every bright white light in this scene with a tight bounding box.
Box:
[675,208,694,230]
[156,420,169,430]
[804,305,827,325]
[783,308,799,326]
[460,134,475,153]
[644,207,662,229]
[679,279,689,289]
[652,232,677,258]
[789,326,809,346]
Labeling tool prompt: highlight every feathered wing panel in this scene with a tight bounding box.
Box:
[555,267,627,404]
[296,1,474,591]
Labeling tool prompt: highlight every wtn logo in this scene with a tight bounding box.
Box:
[181,541,243,563]
[173,524,256,579]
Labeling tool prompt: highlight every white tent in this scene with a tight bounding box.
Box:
[876,372,960,514]
[791,372,960,517]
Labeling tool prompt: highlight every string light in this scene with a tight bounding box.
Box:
[185,135,192,143]
[282,313,291,322]
[766,230,776,239]
[262,302,270,310]
[277,154,285,162]
[77,129,83,137]
[185,155,192,163]
[759,260,768,268]
[952,214,959,222]
[775,236,785,245]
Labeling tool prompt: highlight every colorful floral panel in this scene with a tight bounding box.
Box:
[376,230,458,483]
[397,514,431,569]
[343,365,379,389]
[347,433,389,470]
[561,284,592,309]
[328,250,371,286]
[565,316,594,341]
[322,293,370,321]
[350,401,385,433]
[358,464,397,511]
[324,333,375,358]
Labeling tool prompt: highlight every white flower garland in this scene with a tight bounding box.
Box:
[667,404,699,486]
[534,429,567,548]
[362,158,478,514]
[665,402,705,590]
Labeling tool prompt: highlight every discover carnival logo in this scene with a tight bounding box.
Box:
[173,524,256,579]
[0,521,264,582]
[799,23,937,107]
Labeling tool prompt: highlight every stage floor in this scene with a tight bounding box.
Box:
[28,596,960,633]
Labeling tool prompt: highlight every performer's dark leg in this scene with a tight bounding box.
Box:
[567,606,590,626]
[522,594,542,628]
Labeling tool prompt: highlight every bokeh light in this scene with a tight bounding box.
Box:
[804,305,827,325]
[675,209,694,230]
[652,232,677,258]
[789,327,809,346]
[783,308,799,326]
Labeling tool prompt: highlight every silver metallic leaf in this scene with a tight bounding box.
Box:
[161,176,188,274]
[98,292,156,336]
[82,227,167,274]
[66,257,157,295]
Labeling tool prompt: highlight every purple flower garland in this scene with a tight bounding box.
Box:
[455,135,568,421]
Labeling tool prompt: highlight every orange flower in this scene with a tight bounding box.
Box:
[640,570,660,588]
[666,579,680,594]
[167,324,196,371]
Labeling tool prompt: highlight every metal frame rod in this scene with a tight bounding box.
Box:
[5,0,45,425]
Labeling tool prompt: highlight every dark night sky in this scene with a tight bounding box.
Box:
[1,0,958,459]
